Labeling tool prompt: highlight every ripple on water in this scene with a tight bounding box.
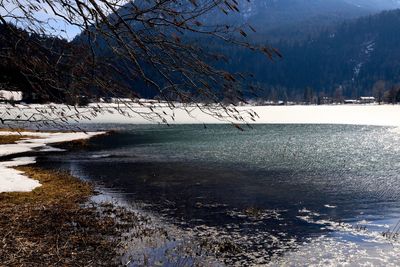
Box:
[36,124,400,265]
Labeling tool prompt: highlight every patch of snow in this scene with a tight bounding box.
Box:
[0,90,22,101]
[0,157,41,193]
[353,62,363,79]
[0,131,105,193]
[365,41,375,55]
[38,146,66,152]
[0,131,105,157]
[0,157,36,167]
[352,39,375,81]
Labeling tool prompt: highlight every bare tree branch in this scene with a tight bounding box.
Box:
[0,0,280,127]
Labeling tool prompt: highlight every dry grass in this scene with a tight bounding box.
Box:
[0,128,35,133]
[0,165,226,266]
[0,135,39,144]
[55,137,91,149]
[0,167,93,205]
[0,128,72,133]
[0,167,122,266]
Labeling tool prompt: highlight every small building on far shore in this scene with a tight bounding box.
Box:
[359,96,375,104]
[344,99,358,104]
[0,90,23,102]
[318,96,333,105]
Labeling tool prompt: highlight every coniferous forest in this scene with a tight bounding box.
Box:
[218,9,400,102]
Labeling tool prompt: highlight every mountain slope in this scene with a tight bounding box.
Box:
[226,9,400,100]
[201,0,400,41]
[74,1,400,100]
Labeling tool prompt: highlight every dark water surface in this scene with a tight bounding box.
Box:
[38,124,400,265]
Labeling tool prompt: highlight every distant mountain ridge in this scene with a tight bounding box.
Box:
[199,0,400,41]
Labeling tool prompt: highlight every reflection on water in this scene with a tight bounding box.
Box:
[38,124,400,265]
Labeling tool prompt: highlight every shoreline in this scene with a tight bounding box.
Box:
[0,130,106,193]
[0,130,125,265]
[0,165,134,266]
[0,129,223,266]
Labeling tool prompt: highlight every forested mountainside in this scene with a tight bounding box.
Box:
[73,3,400,101]
[218,9,400,101]
[78,2,400,102]
[0,24,117,105]
[197,0,400,41]
[0,24,73,103]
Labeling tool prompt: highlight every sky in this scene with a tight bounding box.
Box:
[1,1,86,40]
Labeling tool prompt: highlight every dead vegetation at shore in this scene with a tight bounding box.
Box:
[0,135,38,144]
[0,130,227,266]
[0,128,36,133]
[0,166,212,266]
[0,167,123,266]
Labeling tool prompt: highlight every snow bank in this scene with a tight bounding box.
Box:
[0,157,41,193]
[2,103,400,126]
[0,131,105,193]
[82,104,400,126]
[0,90,23,101]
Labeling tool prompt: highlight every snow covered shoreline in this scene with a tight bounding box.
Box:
[1,103,400,126]
[0,131,105,193]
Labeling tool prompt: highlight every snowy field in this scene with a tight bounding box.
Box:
[1,103,400,126]
[0,131,104,193]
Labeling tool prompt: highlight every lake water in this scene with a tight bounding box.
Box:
[38,124,400,266]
